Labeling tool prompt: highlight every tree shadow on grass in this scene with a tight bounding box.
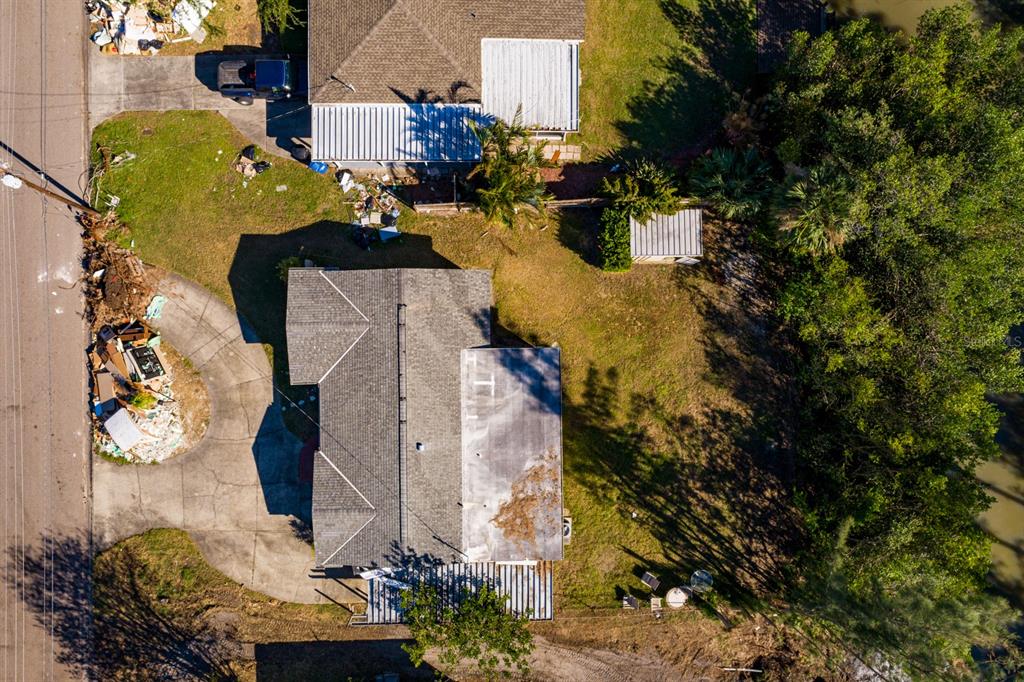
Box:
[615,0,758,162]
[564,220,800,612]
[6,533,238,680]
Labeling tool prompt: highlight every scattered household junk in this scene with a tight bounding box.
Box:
[233,145,272,179]
[85,0,215,54]
[341,171,403,248]
[89,316,185,463]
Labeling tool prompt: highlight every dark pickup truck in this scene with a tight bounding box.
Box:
[217,59,294,105]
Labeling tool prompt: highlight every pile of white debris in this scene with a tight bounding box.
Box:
[86,0,216,55]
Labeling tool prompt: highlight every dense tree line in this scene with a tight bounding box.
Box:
[698,6,1024,677]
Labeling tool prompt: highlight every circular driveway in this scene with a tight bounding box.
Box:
[93,273,357,605]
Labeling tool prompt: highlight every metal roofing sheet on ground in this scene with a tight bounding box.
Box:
[481,39,580,131]
[630,209,704,258]
[365,561,554,624]
[312,103,484,162]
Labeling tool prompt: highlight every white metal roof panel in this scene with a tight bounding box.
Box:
[630,209,704,258]
[481,39,580,131]
[364,561,555,624]
[312,103,484,162]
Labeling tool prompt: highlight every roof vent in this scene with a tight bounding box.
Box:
[415,442,426,452]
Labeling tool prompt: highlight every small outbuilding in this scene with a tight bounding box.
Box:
[630,208,704,265]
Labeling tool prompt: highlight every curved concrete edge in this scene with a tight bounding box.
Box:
[92,273,357,606]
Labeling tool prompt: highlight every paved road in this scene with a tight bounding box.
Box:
[93,274,363,606]
[89,52,311,159]
[0,1,91,680]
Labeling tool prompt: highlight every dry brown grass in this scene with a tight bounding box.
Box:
[159,340,210,453]
[157,0,263,56]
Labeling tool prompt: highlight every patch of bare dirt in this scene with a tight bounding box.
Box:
[159,342,209,454]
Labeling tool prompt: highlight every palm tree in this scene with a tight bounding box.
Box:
[689,147,772,223]
[467,108,552,228]
[779,165,854,256]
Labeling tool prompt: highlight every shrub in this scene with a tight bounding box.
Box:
[598,208,632,272]
[601,159,680,224]
[129,392,158,411]
[276,256,303,283]
[257,0,304,35]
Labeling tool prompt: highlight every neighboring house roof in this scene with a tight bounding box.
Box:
[630,209,704,260]
[287,268,565,569]
[308,0,586,106]
[364,560,555,624]
[311,103,485,162]
[756,0,826,73]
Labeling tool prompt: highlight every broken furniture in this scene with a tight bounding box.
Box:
[622,594,639,610]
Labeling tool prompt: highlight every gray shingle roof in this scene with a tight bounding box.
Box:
[287,268,492,568]
[308,0,587,105]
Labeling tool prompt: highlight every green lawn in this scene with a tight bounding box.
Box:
[94,111,788,613]
[575,0,757,161]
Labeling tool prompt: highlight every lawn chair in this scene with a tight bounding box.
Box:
[651,597,664,619]
[641,571,661,592]
[622,594,639,610]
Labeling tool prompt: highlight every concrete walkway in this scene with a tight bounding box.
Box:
[88,51,310,158]
[93,273,362,606]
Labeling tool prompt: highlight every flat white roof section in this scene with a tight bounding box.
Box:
[481,39,580,131]
[312,103,484,162]
[630,209,704,259]
[460,348,564,562]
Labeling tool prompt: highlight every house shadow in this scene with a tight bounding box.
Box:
[254,640,437,681]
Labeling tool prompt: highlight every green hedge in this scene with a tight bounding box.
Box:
[598,208,632,272]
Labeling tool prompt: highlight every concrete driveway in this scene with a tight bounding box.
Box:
[93,273,361,606]
[88,52,311,158]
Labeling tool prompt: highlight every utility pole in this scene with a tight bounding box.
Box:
[0,167,99,217]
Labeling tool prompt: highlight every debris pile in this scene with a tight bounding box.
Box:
[232,145,272,181]
[339,170,403,248]
[85,0,215,55]
[89,316,186,464]
[81,212,154,330]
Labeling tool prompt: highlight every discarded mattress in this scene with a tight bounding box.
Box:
[171,0,215,35]
[105,408,144,452]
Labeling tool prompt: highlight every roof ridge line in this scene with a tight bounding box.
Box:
[319,270,370,322]
[313,1,406,102]
[394,0,479,95]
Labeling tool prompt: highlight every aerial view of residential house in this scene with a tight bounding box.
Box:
[286,268,564,623]
[307,0,586,163]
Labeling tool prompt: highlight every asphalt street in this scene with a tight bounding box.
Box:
[1,1,91,680]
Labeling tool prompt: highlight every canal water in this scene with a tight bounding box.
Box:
[982,395,1024,611]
